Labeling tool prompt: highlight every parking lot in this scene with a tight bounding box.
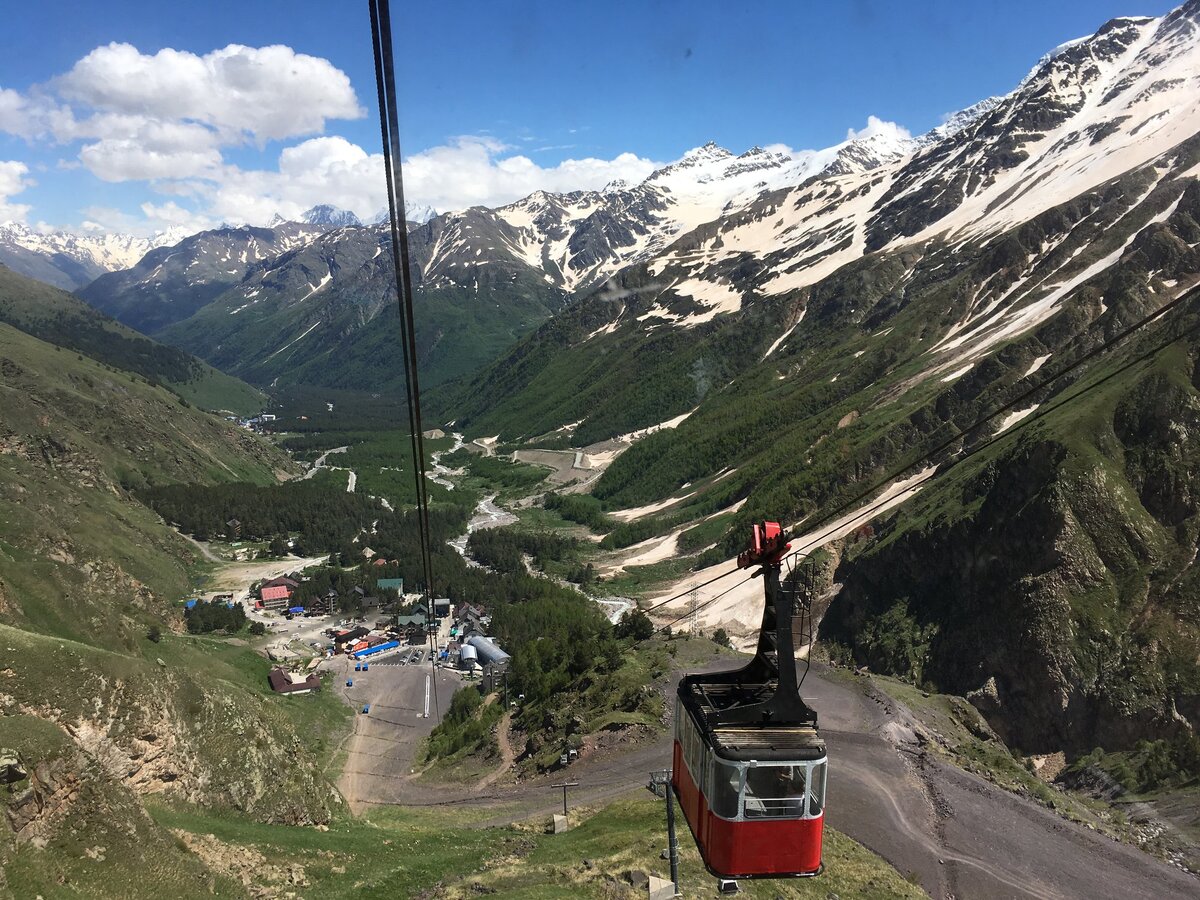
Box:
[334,651,462,813]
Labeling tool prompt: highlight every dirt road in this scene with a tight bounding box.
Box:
[337,656,1196,899]
[335,655,463,815]
[200,552,329,600]
[301,446,348,480]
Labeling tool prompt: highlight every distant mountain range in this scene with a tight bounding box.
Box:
[0,222,191,290]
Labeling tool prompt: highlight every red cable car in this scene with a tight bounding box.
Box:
[672,522,827,879]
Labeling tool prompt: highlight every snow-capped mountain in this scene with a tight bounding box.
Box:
[70,0,1200,432]
[78,221,330,334]
[455,0,1200,434]
[301,204,362,228]
[416,128,918,295]
[370,204,440,225]
[0,222,190,290]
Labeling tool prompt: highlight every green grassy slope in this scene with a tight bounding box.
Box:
[0,264,264,415]
[822,321,1200,754]
[140,793,924,900]
[0,316,345,858]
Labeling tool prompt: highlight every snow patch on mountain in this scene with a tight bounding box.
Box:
[301,205,362,227]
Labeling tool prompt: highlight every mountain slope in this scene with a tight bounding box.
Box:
[822,308,1200,755]
[432,3,1200,754]
[156,221,568,393]
[0,264,264,414]
[76,221,329,333]
[0,306,345,885]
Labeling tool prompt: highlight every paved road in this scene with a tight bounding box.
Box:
[301,446,348,480]
[336,657,1197,899]
[335,652,462,814]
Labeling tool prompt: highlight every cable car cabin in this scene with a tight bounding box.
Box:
[674,686,826,878]
[671,521,827,879]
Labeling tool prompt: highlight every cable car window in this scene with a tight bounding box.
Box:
[743,764,808,818]
[809,761,827,816]
[709,759,743,818]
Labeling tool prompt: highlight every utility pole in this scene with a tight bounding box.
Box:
[688,589,699,636]
[650,769,681,896]
[555,781,579,817]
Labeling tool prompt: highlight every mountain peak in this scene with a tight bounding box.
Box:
[678,142,734,165]
[371,203,438,225]
[301,205,362,228]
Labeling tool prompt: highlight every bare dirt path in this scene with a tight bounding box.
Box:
[476,711,516,790]
[179,531,222,564]
[201,552,329,600]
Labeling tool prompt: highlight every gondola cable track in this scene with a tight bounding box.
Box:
[369,0,440,721]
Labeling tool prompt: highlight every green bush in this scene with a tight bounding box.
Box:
[858,599,936,682]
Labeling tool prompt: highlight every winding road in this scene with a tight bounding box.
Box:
[301,445,348,479]
[335,655,1196,899]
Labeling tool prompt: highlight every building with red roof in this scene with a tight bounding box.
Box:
[260,583,292,611]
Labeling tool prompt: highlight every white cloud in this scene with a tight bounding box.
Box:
[205,135,661,226]
[1,41,666,233]
[845,115,913,143]
[0,160,33,222]
[0,41,364,191]
[55,43,363,143]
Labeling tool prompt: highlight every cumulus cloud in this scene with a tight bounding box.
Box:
[55,43,363,143]
[207,135,661,226]
[1,40,658,232]
[0,41,363,193]
[0,160,33,222]
[845,115,913,143]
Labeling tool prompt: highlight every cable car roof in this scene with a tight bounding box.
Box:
[680,681,827,761]
[711,722,826,761]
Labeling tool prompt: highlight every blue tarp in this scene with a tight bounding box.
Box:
[288,606,305,614]
[352,640,400,659]
[184,599,199,609]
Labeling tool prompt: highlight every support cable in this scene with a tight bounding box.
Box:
[655,296,1200,637]
[369,0,440,721]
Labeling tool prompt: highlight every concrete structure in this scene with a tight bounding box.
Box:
[647,875,676,900]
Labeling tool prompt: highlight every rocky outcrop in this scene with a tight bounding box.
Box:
[4,753,84,848]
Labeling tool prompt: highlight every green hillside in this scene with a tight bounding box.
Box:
[157,229,567,393]
[0,315,345,881]
[0,264,264,415]
[439,155,1200,756]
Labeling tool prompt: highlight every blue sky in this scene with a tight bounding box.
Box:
[0,0,1182,234]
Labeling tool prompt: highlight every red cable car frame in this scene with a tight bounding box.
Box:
[672,522,827,879]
